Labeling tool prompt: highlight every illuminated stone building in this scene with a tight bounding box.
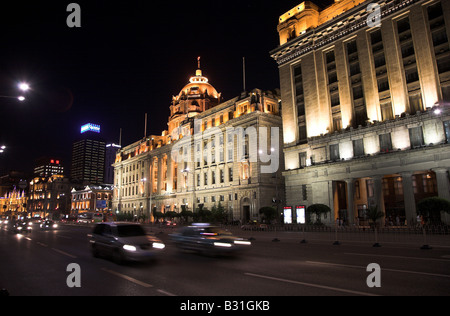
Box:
[271,0,450,225]
[27,175,72,218]
[71,185,113,214]
[0,188,26,217]
[112,62,283,223]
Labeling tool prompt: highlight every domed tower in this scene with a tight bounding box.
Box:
[168,57,221,139]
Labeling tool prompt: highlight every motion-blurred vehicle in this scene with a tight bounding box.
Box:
[241,222,268,231]
[0,217,9,226]
[12,221,32,233]
[40,220,58,230]
[170,223,252,256]
[88,222,165,264]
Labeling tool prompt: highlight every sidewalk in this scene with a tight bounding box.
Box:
[144,223,450,248]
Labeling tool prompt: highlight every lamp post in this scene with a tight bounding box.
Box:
[0,82,30,102]
[181,168,196,212]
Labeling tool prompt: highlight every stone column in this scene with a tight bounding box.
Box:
[372,175,385,218]
[345,178,355,225]
[401,171,417,225]
[434,168,450,224]
[410,4,440,108]
[381,19,408,116]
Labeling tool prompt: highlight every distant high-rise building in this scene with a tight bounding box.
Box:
[104,143,121,184]
[71,123,106,185]
[34,157,64,177]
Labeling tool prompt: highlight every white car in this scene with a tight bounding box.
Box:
[89,222,165,264]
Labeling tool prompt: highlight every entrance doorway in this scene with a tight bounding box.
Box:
[242,197,251,223]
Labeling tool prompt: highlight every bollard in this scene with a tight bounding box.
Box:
[300,225,307,244]
[333,221,340,245]
[420,226,432,250]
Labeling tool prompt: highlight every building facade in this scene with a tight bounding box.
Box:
[112,64,284,223]
[271,0,450,225]
[27,174,72,218]
[71,124,106,185]
[71,185,113,214]
[0,187,27,217]
[34,157,64,178]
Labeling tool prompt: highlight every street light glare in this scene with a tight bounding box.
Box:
[18,96,26,101]
[18,83,30,91]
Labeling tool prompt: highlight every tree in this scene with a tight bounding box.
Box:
[417,197,450,223]
[306,204,331,224]
[367,205,384,227]
[259,206,277,224]
[211,202,227,224]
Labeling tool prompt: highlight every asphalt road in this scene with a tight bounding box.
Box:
[1,223,450,297]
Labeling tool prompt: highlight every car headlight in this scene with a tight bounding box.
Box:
[53,224,58,228]
[152,242,165,249]
[123,245,137,252]
[234,240,251,246]
[17,226,22,230]
[214,242,232,248]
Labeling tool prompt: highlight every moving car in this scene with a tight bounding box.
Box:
[12,221,32,233]
[40,220,58,230]
[170,223,252,256]
[88,222,165,264]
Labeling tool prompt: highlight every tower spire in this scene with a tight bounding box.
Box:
[196,56,203,77]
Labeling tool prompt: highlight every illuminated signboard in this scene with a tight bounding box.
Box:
[283,206,293,224]
[81,123,101,134]
[296,205,306,224]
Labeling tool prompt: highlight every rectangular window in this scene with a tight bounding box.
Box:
[444,120,450,143]
[409,126,425,148]
[330,144,340,161]
[381,102,394,121]
[299,152,307,168]
[353,139,365,157]
[379,133,392,152]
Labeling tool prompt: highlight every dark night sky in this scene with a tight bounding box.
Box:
[0,0,333,176]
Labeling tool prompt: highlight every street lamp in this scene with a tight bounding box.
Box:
[18,82,30,92]
[0,82,30,102]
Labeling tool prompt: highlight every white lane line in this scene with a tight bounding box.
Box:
[344,252,450,262]
[306,261,450,279]
[101,268,153,288]
[36,242,48,247]
[245,272,379,296]
[157,289,176,296]
[52,248,77,258]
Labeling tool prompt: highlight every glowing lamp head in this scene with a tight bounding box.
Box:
[18,83,30,92]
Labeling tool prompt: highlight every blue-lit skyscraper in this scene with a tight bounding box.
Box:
[70,123,105,185]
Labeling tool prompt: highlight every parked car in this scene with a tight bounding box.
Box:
[170,223,252,256]
[88,222,165,264]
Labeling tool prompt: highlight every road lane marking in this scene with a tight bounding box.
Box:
[244,272,379,296]
[36,242,48,247]
[52,248,77,258]
[157,289,176,296]
[344,252,450,262]
[101,268,153,288]
[306,261,450,279]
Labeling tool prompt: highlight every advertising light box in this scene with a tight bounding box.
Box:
[81,123,101,134]
[283,206,293,224]
[296,205,306,224]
